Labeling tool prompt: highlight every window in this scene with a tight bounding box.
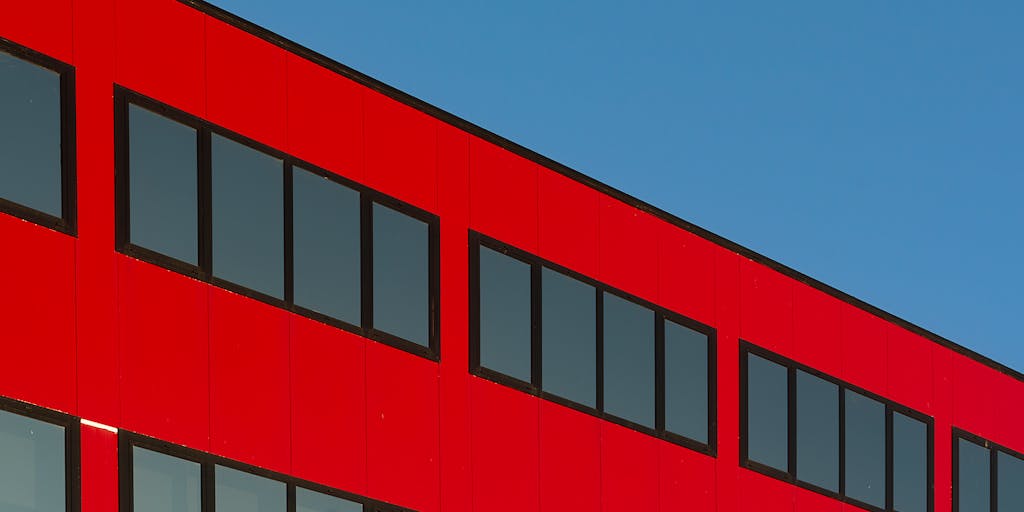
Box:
[0,397,79,512]
[0,40,75,233]
[741,344,934,512]
[954,430,1024,512]
[121,432,411,512]
[469,232,716,453]
[115,88,439,358]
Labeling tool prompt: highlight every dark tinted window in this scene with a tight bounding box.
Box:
[211,134,284,298]
[542,268,596,407]
[372,203,429,345]
[893,412,928,512]
[796,370,838,492]
[128,105,198,264]
[478,246,532,382]
[215,466,285,512]
[0,50,62,217]
[845,390,886,508]
[664,320,709,443]
[602,293,655,428]
[958,439,989,512]
[0,409,65,512]
[133,447,201,512]
[292,168,360,324]
[999,452,1024,512]
[747,354,788,471]
[295,488,362,512]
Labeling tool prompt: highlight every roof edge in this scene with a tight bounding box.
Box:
[178,0,1022,383]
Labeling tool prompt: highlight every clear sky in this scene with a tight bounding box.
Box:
[209,0,1024,370]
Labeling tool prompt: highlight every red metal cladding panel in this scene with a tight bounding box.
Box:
[885,326,934,414]
[470,379,539,512]
[792,283,841,376]
[538,171,599,277]
[794,487,841,512]
[839,306,887,394]
[80,424,119,512]
[602,422,659,511]
[365,342,440,512]
[285,54,363,180]
[436,123,470,221]
[658,222,716,325]
[951,355,997,440]
[0,218,76,414]
[989,373,1024,452]
[468,138,539,252]
[114,0,206,114]
[739,260,793,354]
[118,257,210,451]
[659,443,714,512]
[209,288,291,472]
[738,469,795,512]
[539,400,600,512]
[290,316,367,494]
[205,17,287,147]
[0,0,73,63]
[363,91,437,211]
[597,196,659,302]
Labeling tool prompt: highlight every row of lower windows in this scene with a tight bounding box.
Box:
[955,430,1024,512]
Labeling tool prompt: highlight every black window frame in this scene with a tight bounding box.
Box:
[113,86,440,360]
[0,37,77,235]
[739,342,935,512]
[119,430,412,512]
[468,231,717,455]
[0,394,81,512]
[952,428,1024,512]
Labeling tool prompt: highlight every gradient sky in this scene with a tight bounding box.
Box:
[209,0,1024,370]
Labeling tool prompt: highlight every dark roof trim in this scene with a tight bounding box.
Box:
[178,0,1021,383]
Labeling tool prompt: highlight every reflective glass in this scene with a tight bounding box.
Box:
[541,268,596,407]
[372,203,429,345]
[133,447,201,512]
[478,246,531,382]
[295,487,362,512]
[128,105,198,264]
[602,293,655,428]
[999,452,1024,512]
[212,134,284,298]
[746,354,788,471]
[292,168,360,323]
[958,439,989,512]
[664,320,709,443]
[844,390,886,508]
[796,370,838,492]
[892,413,928,512]
[0,409,65,512]
[0,50,62,217]
[215,465,285,512]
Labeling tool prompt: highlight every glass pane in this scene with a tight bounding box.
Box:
[844,390,886,508]
[796,370,838,492]
[215,465,285,512]
[958,439,989,512]
[602,293,655,428]
[0,409,65,512]
[746,353,788,471]
[541,268,596,408]
[0,50,62,217]
[999,452,1024,512]
[478,246,531,381]
[212,134,284,298]
[372,203,429,346]
[664,320,709,443]
[295,487,362,512]
[128,105,199,264]
[892,413,928,512]
[292,168,360,324]
[133,447,201,512]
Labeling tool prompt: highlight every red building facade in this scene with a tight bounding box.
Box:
[0,1,1020,511]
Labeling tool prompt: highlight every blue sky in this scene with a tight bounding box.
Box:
[209,0,1024,370]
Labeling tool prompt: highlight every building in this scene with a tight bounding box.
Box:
[0,1,1020,511]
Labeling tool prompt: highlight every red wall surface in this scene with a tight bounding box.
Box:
[0,1,1020,511]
